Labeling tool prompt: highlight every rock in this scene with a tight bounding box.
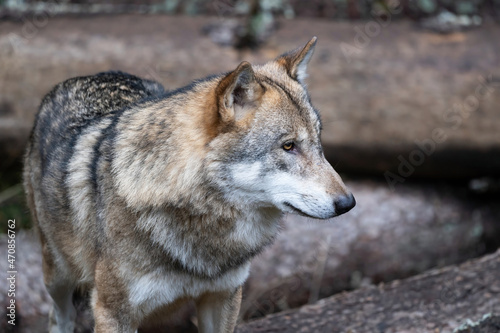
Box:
[236,250,500,333]
[454,314,500,333]
[1,231,52,332]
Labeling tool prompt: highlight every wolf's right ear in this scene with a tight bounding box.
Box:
[216,61,263,123]
[276,36,317,84]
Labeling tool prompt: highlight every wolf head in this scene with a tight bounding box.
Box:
[208,37,355,219]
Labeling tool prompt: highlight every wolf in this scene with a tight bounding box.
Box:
[23,37,355,333]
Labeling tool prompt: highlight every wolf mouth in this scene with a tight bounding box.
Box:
[284,202,319,219]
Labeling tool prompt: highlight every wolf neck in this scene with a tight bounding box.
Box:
[137,204,282,278]
[110,77,283,276]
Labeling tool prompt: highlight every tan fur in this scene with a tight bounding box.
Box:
[23,38,355,332]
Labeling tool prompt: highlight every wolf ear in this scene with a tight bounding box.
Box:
[216,61,263,123]
[276,36,317,84]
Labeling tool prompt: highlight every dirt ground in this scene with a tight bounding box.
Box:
[0,14,499,178]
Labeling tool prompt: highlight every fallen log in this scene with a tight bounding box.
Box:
[0,16,499,178]
[237,249,500,333]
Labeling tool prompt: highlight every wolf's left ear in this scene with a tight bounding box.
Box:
[216,61,263,123]
[276,36,317,84]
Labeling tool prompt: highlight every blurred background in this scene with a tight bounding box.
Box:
[0,0,499,332]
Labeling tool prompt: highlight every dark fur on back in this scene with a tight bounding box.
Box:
[30,72,164,212]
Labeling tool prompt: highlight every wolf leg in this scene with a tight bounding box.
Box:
[92,300,137,333]
[39,235,76,333]
[91,282,137,333]
[195,286,243,333]
[26,155,76,332]
[46,282,76,333]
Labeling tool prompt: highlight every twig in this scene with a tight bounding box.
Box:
[0,184,23,205]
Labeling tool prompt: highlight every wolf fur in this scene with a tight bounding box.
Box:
[23,37,355,333]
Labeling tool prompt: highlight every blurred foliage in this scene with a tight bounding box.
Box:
[0,168,31,234]
[3,0,494,47]
[407,0,486,16]
[0,0,498,20]
[235,0,293,49]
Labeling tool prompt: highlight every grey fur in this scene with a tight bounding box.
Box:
[23,38,355,332]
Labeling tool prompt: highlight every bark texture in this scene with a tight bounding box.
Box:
[0,16,499,178]
[237,250,500,333]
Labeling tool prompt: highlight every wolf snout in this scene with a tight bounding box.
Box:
[334,193,356,216]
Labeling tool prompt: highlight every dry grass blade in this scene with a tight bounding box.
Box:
[0,183,23,205]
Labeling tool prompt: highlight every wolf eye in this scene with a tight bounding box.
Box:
[282,142,295,151]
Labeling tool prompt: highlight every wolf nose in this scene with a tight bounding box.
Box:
[334,193,356,215]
